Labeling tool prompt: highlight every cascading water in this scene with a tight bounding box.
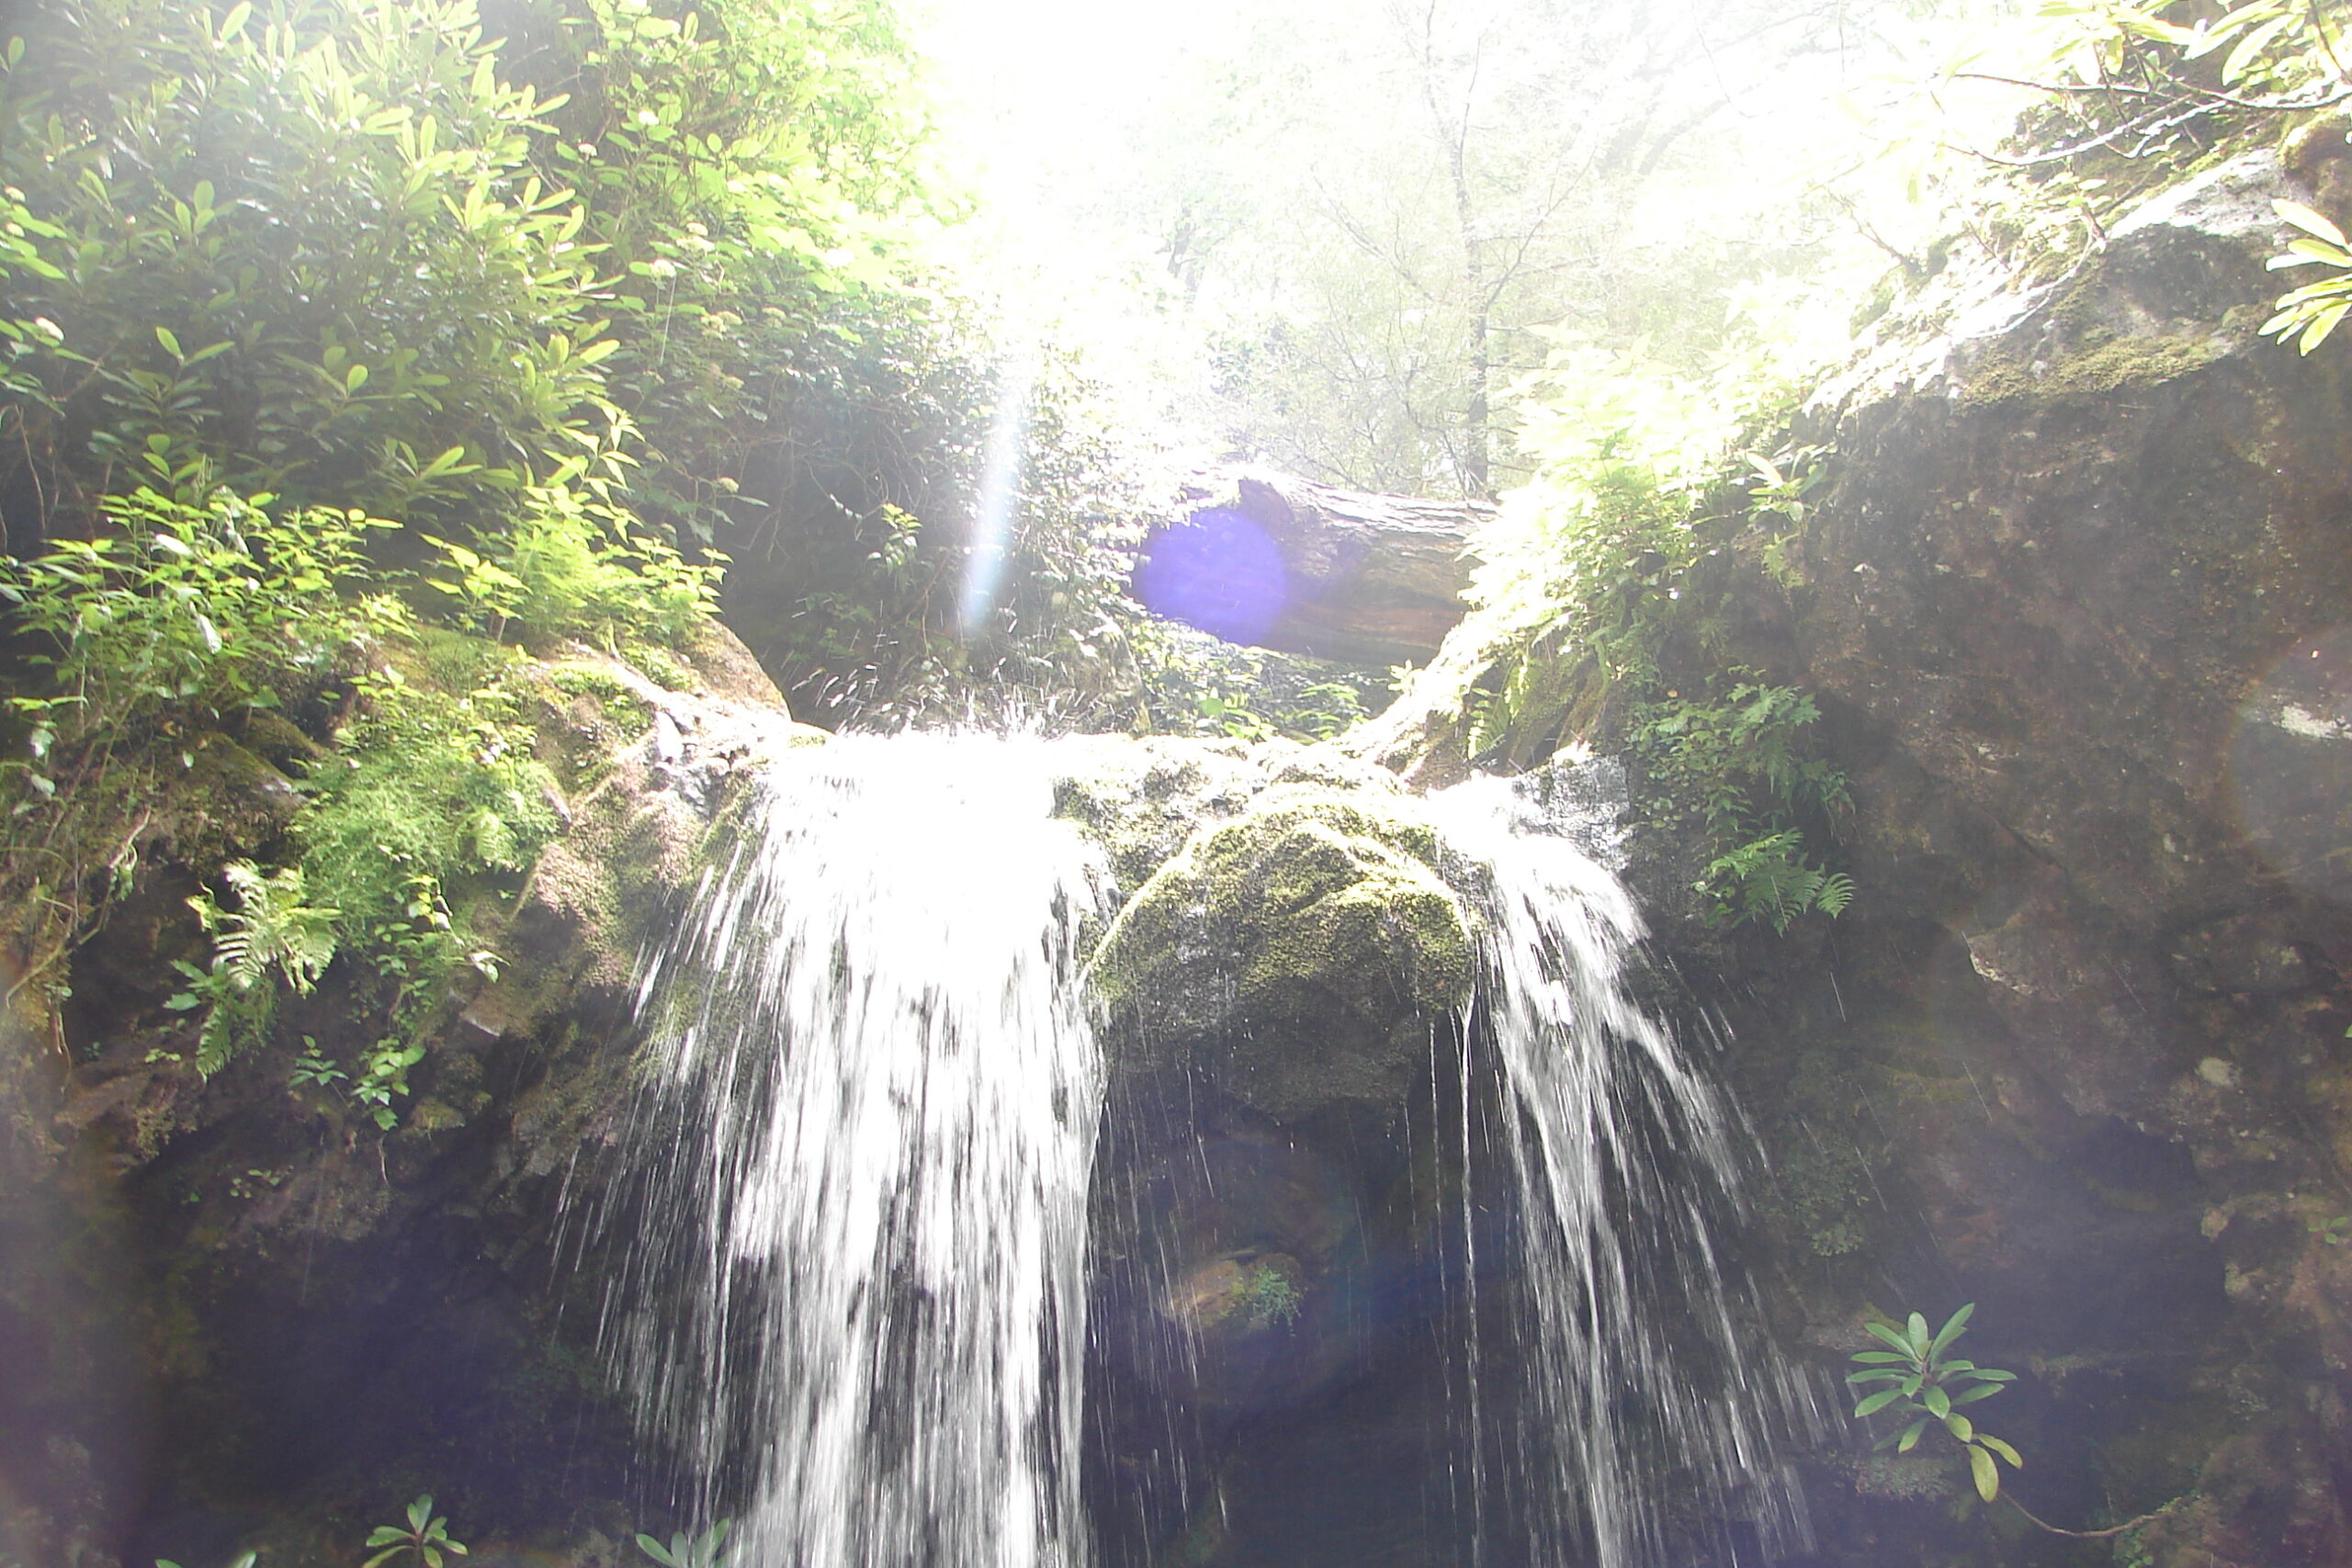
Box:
[1427,776,1818,1568]
[598,734,1113,1568]
[593,732,1810,1568]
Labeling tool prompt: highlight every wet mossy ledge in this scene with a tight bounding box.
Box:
[1079,777,1474,1121]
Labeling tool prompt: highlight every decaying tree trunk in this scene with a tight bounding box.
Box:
[1157,468,1487,668]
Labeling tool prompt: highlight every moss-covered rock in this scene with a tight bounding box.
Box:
[1085,782,1473,1120]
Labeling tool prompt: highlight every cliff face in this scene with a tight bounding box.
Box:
[1642,150,2352,1565]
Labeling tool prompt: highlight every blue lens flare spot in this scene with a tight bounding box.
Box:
[1131,508,1290,646]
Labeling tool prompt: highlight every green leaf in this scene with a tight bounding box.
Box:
[366,1528,406,1547]
[1950,1382,2005,1405]
[1853,1387,1907,1416]
[1970,1442,1999,1501]
[1928,1303,1973,1354]
[218,1,252,41]
[1905,1312,1929,1353]
[1896,1418,1927,1453]
[2277,199,2349,248]
[1923,1384,1951,1419]
[1849,1349,1911,1364]
[1863,1321,1914,1355]
[155,326,183,358]
[1977,1433,2023,1467]
[1943,1412,1973,1441]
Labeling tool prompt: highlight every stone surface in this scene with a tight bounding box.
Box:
[1083,780,1474,1122]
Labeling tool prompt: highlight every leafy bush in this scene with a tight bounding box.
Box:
[427,481,724,646]
[0,486,402,775]
[0,0,618,536]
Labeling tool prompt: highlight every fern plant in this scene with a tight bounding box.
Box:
[1630,679,1853,930]
[167,861,338,1077]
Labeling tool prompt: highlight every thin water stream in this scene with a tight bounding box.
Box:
[592,734,1810,1568]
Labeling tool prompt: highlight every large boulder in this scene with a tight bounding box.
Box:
[1081,777,1474,1122]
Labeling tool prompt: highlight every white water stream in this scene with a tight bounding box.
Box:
[596,735,1808,1568]
[605,735,1113,1568]
[1428,777,1816,1568]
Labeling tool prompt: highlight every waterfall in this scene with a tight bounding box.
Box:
[1428,774,1817,1568]
[601,733,1113,1568]
[593,734,1808,1568]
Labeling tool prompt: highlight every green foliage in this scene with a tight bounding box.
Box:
[0,0,617,533]
[156,1555,256,1568]
[2266,197,2352,354]
[635,1519,732,1568]
[1122,620,1383,745]
[349,1039,430,1130]
[0,486,401,772]
[1630,682,1853,931]
[1232,1263,1305,1329]
[166,861,339,1076]
[363,1495,469,1568]
[288,1037,347,1089]
[426,481,724,645]
[2022,0,2350,175]
[1848,1303,2022,1502]
[296,663,557,1054]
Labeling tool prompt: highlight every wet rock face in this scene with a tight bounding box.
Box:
[1661,151,2352,1564]
[0,628,795,1568]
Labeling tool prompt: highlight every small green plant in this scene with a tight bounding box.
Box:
[288,1037,348,1090]
[166,862,339,1077]
[1231,1263,1305,1329]
[1848,1303,2020,1501]
[363,1495,468,1568]
[349,1040,429,1131]
[2310,1212,2352,1247]
[635,1518,732,1568]
[1630,680,1853,931]
[1195,693,1272,742]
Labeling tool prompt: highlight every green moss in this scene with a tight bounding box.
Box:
[1091,784,1471,1021]
[1085,784,1475,1117]
[1962,331,2225,406]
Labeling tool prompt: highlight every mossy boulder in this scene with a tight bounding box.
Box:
[1086,783,1474,1120]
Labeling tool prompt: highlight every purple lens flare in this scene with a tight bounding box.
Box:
[1131,507,1291,646]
